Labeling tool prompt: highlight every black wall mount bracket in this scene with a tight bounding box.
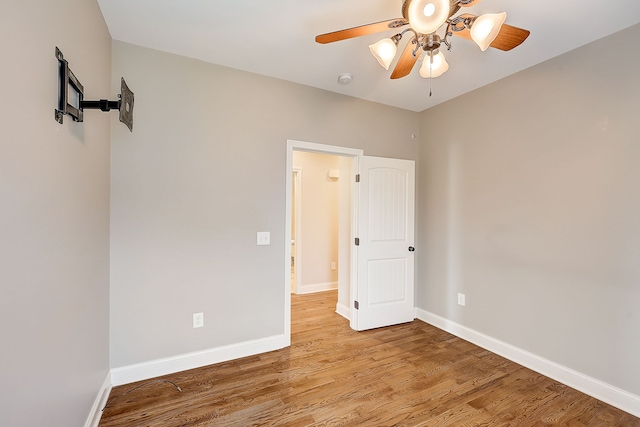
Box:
[55,47,135,132]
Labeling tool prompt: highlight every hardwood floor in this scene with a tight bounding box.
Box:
[99,291,640,426]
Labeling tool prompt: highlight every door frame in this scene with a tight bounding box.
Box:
[284,140,363,345]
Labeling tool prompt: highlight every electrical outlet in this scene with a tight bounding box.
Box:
[458,293,466,307]
[331,262,336,271]
[193,312,204,328]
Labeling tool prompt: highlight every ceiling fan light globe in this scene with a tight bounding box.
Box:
[369,38,398,70]
[405,0,450,35]
[423,3,436,16]
[419,51,449,78]
[470,12,507,51]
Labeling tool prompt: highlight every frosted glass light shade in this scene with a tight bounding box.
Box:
[419,51,449,78]
[369,38,398,70]
[405,0,450,35]
[470,12,507,51]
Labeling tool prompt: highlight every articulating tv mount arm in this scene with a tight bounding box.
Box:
[55,47,134,132]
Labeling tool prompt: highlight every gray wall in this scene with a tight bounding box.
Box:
[110,41,419,368]
[417,23,640,395]
[0,1,112,426]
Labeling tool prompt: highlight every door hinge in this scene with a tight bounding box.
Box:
[354,300,359,310]
[355,174,360,183]
[355,237,360,246]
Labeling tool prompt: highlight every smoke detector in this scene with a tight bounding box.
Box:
[338,73,353,85]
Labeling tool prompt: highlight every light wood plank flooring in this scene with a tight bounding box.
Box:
[99,291,640,426]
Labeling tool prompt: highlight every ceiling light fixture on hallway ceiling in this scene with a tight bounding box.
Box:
[316,0,529,95]
[55,47,135,132]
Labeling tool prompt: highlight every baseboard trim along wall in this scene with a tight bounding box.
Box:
[297,281,337,295]
[415,308,640,418]
[111,334,288,386]
[335,302,350,320]
[84,372,112,427]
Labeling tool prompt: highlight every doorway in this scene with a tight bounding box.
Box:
[285,140,416,340]
[284,140,363,346]
[290,168,301,294]
[291,152,343,296]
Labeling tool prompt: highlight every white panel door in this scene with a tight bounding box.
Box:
[353,156,415,331]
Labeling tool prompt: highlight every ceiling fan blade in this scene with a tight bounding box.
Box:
[459,0,483,6]
[390,37,420,79]
[315,19,408,44]
[452,14,530,51]
[490,23,530,51]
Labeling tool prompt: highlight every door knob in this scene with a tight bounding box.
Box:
[408,246,415,252]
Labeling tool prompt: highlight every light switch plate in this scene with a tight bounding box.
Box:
[257,231,270,245]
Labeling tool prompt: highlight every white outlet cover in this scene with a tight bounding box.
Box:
[193,312,204,328]
[458,293,466,307]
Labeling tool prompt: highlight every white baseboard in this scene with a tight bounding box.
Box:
[111,334,287,386]
[335,301,350,320]
[84,371,112,427]
[297,281,338,295]
[415,308,640,418]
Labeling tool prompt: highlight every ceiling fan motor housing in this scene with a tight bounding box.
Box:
[423,34,442,53]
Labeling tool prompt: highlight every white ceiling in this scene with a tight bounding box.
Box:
[97,0,640,112]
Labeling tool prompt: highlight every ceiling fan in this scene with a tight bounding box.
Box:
[315,0,530,83]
